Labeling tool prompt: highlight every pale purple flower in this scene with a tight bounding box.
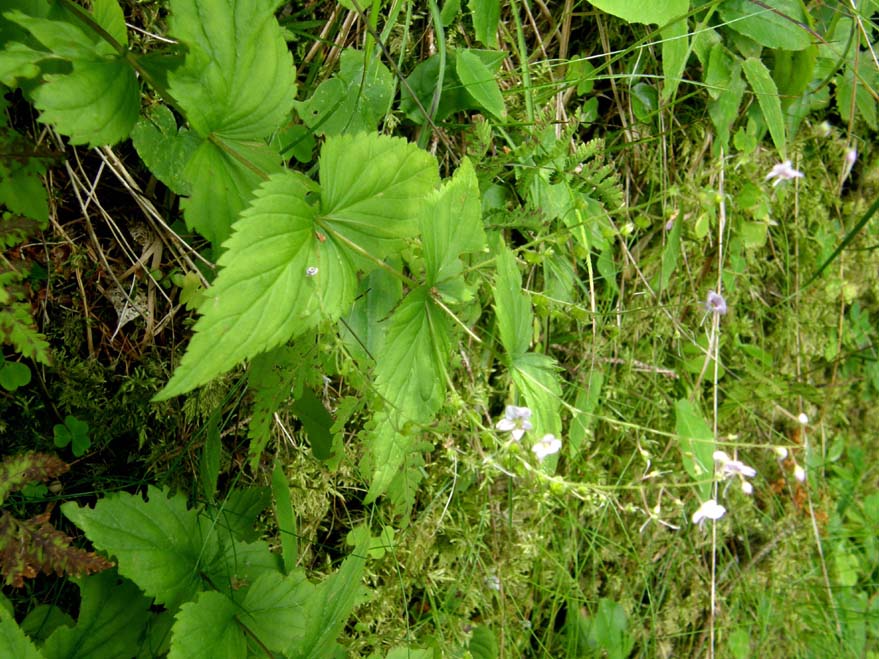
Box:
[765,160,804,186]
[532,434,562,461]
[845,148,858,166]
[495,405,533,441]
[705,291,727,315]
[692,499,726,525]
[713,450,757,479]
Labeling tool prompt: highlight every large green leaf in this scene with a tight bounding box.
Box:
[167,0,296,140]
[239,571,309,652]
[586,0,687,25]
[320,132,440,260]
[0,614,42,659]
[3,11,138,146]
[718,0,812,51]
[421,157,485,286]
[291,537,367,659]
[169,592,245,659]
[130,103,199,196]
[294,48,395,136]
[42,571,150,659]
[741,57,786,157]
[673,399,715,501]
[493,240,532,358]
[155,171,325,399]
[62,487,221,609]
[179,138,282,246]
[468,0,499,47]
[456,49,505,117]
[511,351,562,438]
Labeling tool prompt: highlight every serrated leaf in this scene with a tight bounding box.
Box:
[216,486,271,543]
[0,169,48,222]
[169,591,246,659]
[0,613,42,659]
[61,486,221,609]
[240,571,309,652]
[167,0,296,140]
[155,171,325,399]
[320,133,440,260]
[718,0,811,51]
[421,157,485,285]
[674,399,715,500]
[0,41,42,86]
[493,240,531,358]
[586,0,687,25]
[374,287,452,421]
[291,539,367,659]
[4,11,137,146]
[742,57,786,157]
[511,351,562,438]
[91,0,127,46]
[131,104,199,196]
[456,49,504,117]
[42,570,150,659]
[180,138,282,246]
[294,48,395,136]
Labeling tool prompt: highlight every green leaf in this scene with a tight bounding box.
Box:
[836,58,879,131]
[468,0,499,47]
[674,399,715,500]
[586,0,687,25]
[660,19,689,101]
[216,486,271,543]
[130,104,199,196]
[421,157,485,286]
[154,171,325,400]
[291,386,335,460]
[291,539,367,659]
[272,460,298,574]
[179,138,282,246]
[493,240,531,358]
[0,612,43,659]
[61,486,222,609]
[742,56,786,157]
[511,351,562,438]
[240,571,309,652]
[42,571,150,659]
[4,11,138,146]
[0,360,31,391]
[53,415,90,457]
[169,591,246,659]
[456,49,504,117]
[320,133,440,260]
[199,413,221,503]
[718,0,812,51]
[0,168,48,222]
[294,48,395,136]
[91,0,127,46]
[0,41,42,86]
[468,625,499,659]
[167,0,296,141]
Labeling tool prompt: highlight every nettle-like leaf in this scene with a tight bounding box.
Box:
[365,287,453,503]
[62,486,222,609]
[295,48,395,136]
[165,0,297,244]
[0,612,42,659]
[155,133,439,400]
[586,0,687,25]
[3,7,139,146]
[42,570,150,659]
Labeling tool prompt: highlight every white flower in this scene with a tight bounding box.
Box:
[765,160,804,186]
[794,464,806,483]
[305,266,319,277]
[741,481,753,495]
[692,499,726,525]
[773,446,789,460]
[531,434,562,461]
[713,450,757,479]
[797,412,809,426]
[485,574,501,591]
[845,147,858,166]
[495,405,533,442]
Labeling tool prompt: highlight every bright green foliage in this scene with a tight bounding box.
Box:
[62,487,222,609]
[0,359,30,392]
[674,399,715,501]
[456,50,505,118]
[41,570,150,659]
[295,48,395,136]
[155,133,439,400]
[165,0,296,244]
[2,6,138,146]
[130,104,199,196]
[571,597,635,659]
[586,0,687,25]
[718,0,812,50]
[0,613,42,659]
[272,460,298,574]
[52,415,90,458]
[741,57,786,158]
[468,0,499,48]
